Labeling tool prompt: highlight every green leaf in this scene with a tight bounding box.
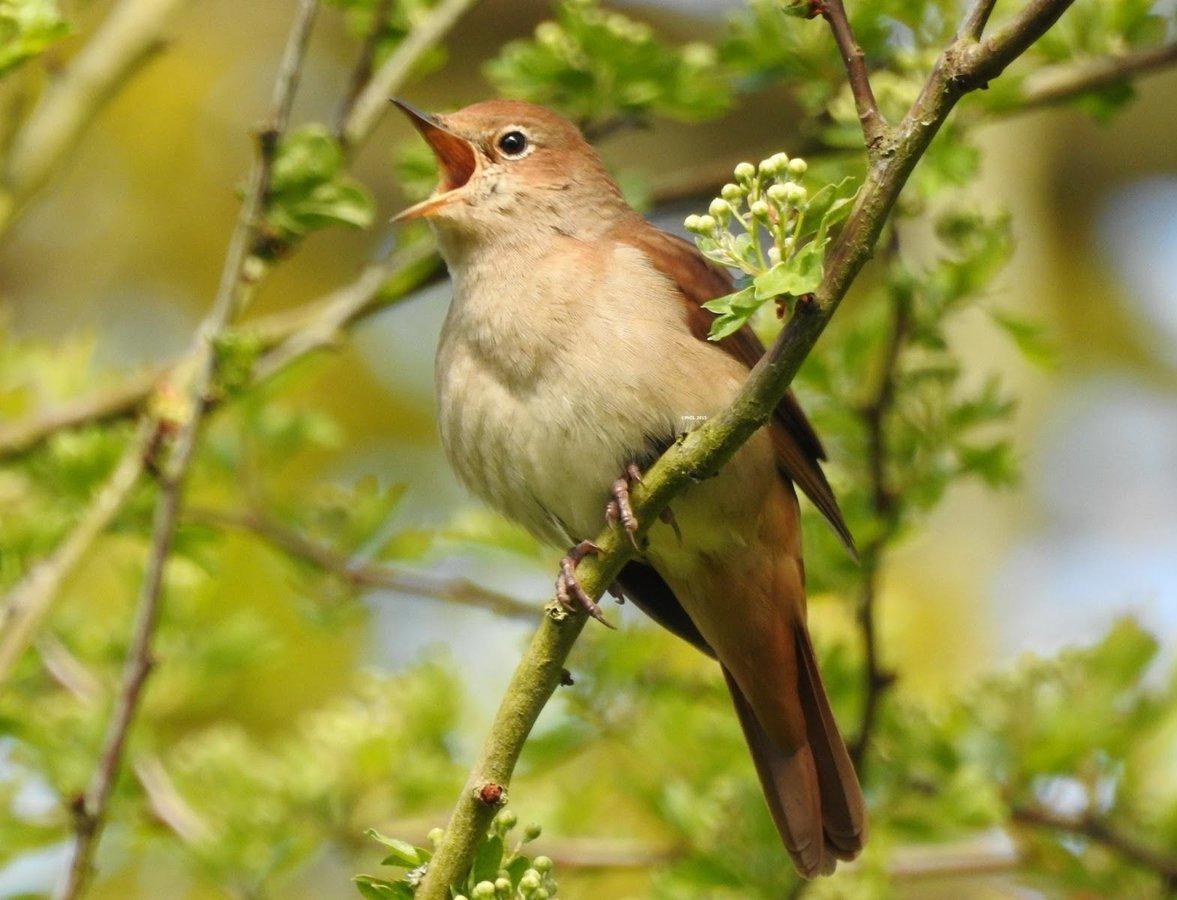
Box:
[707,311,748,341]
[265,124,375,243]
[753,244,823,300]
[365,829,425,868]
[354,875,413,900]
[470,834,504,885]
[989,309,1057,368]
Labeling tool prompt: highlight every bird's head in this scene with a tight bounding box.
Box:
[392,99,628,250]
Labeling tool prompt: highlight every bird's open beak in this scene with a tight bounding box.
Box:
[391,99,478,222]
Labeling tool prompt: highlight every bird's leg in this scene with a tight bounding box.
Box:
[605,462,645,547]
[555,540,615,628]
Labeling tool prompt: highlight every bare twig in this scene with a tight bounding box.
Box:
[334,0,396,138]
[414,1,1080,894]
[1011,804,1177,887]
[817,0,890,156]
[959,0,1077,87]
[185,507,537,622]
[0,370,161,458]
[339,0,482,152]
[958,0,998,41]
[134,755,213,846]
[0,422,153,687]
[55,4,321,895]
[0,0,187,236]
[1015,41,1177,110]
[848,272,908,769]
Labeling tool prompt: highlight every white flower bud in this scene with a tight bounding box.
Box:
[768,245,782,265]
[427,827,445,847]
[782,235,796,250]
[787,157,808,175]
[766,184,789,204]
[696,214,717,233]
[721,182,744,202]
[684,214,703,232]
[760,152,789,176]
[750,200,770,219]
[784,183,807,203]
[734,161,756,182]
[519,872,541,892]
[495,878,512,893]
[708,198,730,220]
[533,890,549,900]
[532,856,553,873]
[472,882,496,899]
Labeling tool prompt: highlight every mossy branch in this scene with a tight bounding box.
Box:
[415,0,1081,894]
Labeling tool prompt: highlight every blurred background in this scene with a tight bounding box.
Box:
[2,0,1176,897]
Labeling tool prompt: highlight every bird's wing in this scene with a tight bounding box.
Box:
[616,223,855,554]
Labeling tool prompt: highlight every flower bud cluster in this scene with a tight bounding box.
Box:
[684,151,813,277]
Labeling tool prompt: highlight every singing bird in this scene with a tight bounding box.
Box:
[394,98,866,877]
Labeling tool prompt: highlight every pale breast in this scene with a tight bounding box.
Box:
[435,237,753,548]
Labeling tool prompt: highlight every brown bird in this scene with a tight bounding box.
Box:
[394,98,866,877]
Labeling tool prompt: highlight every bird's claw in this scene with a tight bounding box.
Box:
[605,463,644,548]
[555,540,614,628]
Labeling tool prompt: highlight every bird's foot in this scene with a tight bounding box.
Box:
[555,540,615,628]
[605,462,681,545]
[605,462,644,548]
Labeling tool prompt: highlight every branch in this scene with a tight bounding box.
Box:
[334,0,396,139]
[958,0,998,41]
[55,3,321,895]
[848,251,908,769]
[0,370,161,458]
[339,0,482,152]
[0,0,187,236]
[817,0,890,156]
[958,0,1078,87]
[185,507,538,622]
[1011,804,1177,886]
[414,2,1079,894]
[1015,42,1177,111]
[0,422,153,686]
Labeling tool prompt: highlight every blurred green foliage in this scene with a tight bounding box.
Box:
[0,0,66,77]
[2,0,1176,897]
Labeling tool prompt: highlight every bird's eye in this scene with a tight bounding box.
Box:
[497,130,529,158]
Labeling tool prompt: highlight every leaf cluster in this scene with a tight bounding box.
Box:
[357,810,557,900]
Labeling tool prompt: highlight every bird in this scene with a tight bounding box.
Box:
[393,98,866,878]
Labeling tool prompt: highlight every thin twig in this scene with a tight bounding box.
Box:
[1011,804,1177,887]
[817,0,890,156]
[334,0,395,139]
[134,755,213,846]
[185,507,537,622]
[339,0,482,152]
[415,0,1081,894]
[0,370,161,458]
[55,4,320,895]
[0,0,187,236]
[958,0,998,41]
[0,422,153,687]
[959,0,1078,87]
[1014,41,1177,111]
[848,269,908,770]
